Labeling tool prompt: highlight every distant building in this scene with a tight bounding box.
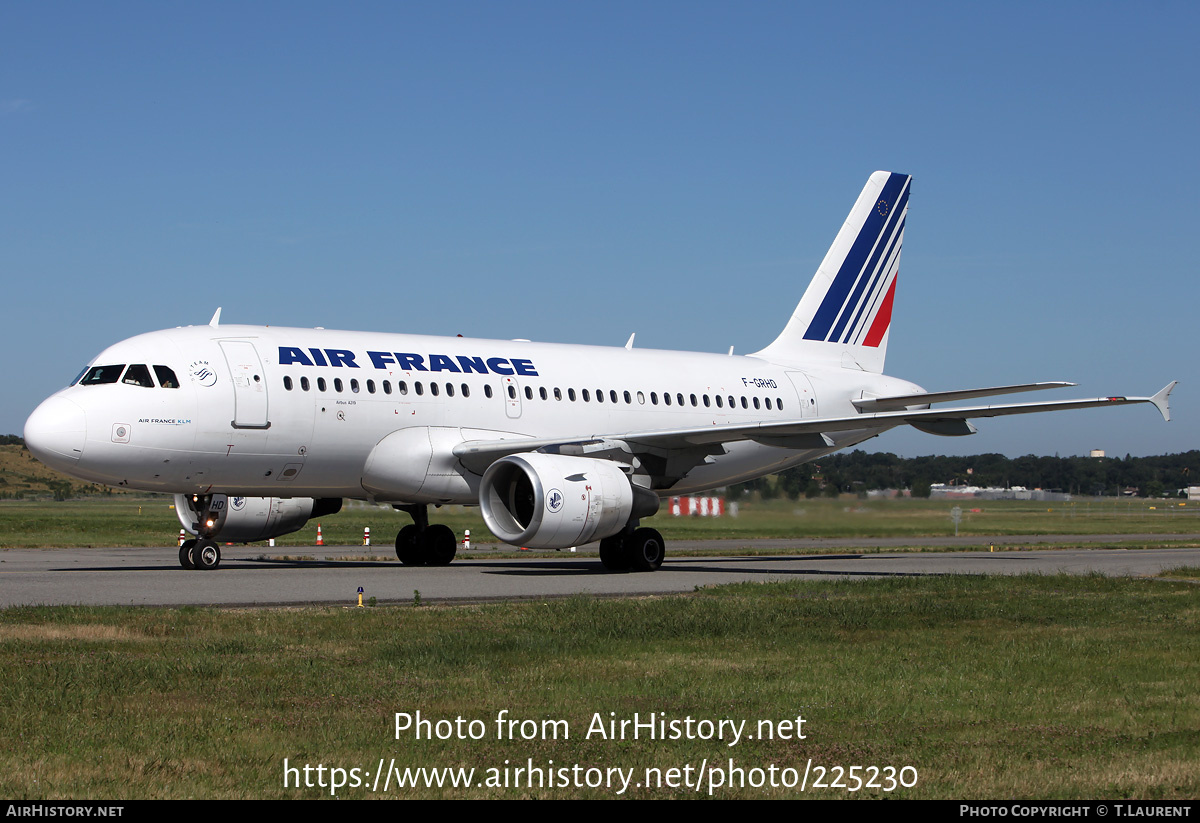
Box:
[1090,449,1106,458]
[930,484,1071,502]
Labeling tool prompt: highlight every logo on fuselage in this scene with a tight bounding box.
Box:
[277,347,538,377]
[189,360,217,387]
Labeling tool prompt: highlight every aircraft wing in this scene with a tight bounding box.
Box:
[453,382,1176,477]
[852,381,1076,412]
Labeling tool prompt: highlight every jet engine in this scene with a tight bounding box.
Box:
[479,453,658,549]
[174,493,343,543]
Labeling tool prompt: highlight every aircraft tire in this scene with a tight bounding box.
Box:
[395,525,424,566]
[194,540,222,571]
[628,527,665,572]
[599,535,631,571]
[179,539,196,570]
[423,524,458,566]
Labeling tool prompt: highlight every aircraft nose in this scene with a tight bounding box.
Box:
[24,396,87,468]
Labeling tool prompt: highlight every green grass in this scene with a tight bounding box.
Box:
[1158,566,1200,580]
[1,495,1198,550]
[1,574,1197,798]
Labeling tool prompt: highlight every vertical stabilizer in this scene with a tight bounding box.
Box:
[753,171,910,373]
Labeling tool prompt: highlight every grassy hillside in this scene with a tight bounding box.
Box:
[0,444,136,501]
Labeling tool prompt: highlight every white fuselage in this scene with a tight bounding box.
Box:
[26,323,922,501]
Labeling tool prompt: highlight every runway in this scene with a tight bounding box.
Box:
[2,537,1198,608]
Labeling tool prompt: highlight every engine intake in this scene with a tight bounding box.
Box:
[480,453,656,549]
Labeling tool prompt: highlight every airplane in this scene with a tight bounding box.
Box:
[23,171,1176,572]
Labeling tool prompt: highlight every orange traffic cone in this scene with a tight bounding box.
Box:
[316,524,324,546]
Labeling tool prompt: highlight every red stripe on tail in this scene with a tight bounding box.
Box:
[862,277,897,348]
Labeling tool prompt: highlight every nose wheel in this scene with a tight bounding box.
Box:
[179,539,196,570]
[178,538,221,570]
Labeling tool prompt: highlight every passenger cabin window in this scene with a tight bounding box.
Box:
[283,376,294,391]
[80,365,125,386]
[122,364,155,388]
[154,365,180,388]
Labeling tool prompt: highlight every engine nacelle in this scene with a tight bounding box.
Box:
[174,494,342,542]
[480,453,657,549]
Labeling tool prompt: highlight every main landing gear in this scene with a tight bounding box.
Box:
[178,538,222,570]
[598,525,665,572]
[393,504,458,566]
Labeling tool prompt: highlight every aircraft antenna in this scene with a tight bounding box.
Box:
[625,333,635,350]
[209,308,222,328]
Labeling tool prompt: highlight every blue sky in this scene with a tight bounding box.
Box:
[3,2,1195,458]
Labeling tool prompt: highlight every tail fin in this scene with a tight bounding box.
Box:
[753,171,911,373]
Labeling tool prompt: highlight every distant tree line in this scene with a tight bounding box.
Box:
[0,435,24,446]
[730,450,1200,500]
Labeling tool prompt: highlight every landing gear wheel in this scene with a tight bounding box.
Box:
[628,527,665,572]
[395,524,424,566]
[422,524,458,566]
[194,540,222,570]
[178,539,196,570]
[599,535,631,571]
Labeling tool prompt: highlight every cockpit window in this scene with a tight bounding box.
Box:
[154,365,180,389]
[80,365,125,385]
[70,366,90,387]
[122,364,155,387]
